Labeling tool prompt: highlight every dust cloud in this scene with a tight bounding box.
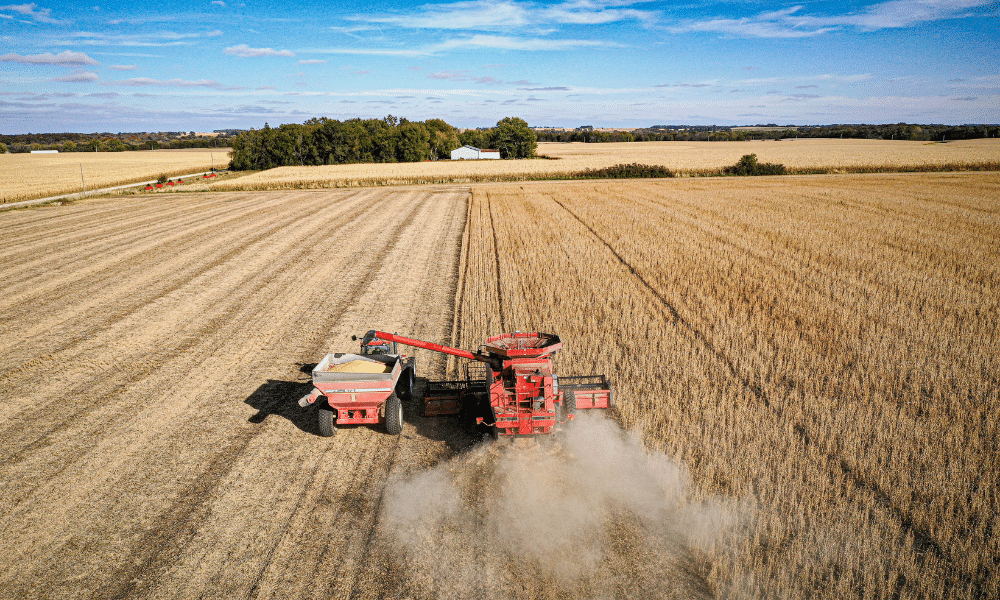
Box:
[381,412,741,599]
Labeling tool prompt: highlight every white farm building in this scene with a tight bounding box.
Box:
[450,145,500,160]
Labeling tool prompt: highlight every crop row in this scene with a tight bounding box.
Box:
[452,173,999,599]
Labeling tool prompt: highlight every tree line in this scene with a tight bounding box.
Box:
[536,123,1000,143]
[228,116,537,170]
[0,133,234,153]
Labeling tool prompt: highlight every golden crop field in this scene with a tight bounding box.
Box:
[208,138,1000,190]
[2,171,997,598]
[0,149,225,204]
[453,173,1000,599]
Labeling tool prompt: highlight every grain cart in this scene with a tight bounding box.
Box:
[365,330,612,437]
[298,332,416,437]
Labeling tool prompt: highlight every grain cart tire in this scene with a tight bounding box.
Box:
[564,390,577,418]
[385,393,403,435]
[318,407,337,437]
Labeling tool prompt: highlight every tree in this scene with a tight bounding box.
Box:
[488,117,537,159]
[458,129,487,149]
[62,140,77,152]
[0,142,7,154]
[397,122,431,162]
[424,118,460,160]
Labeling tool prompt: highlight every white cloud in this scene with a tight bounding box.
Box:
[307,34,609,57]
[298,59,326,64]
[357,0,528,29]
[52,69,99,82]
[211,0,225,6]
[109,64,137,70]
[795,0,988,31]
[430,34,613,51]
[540,1,657,26]
[669,0,992,38]
[0,50,99,66]
[103,77,231,88]
[348,0,656,30]
[0,2,65,24]
[736,73,874,85]
[225,44,295,58]
[64,30,223,47]
[429,70,470,80]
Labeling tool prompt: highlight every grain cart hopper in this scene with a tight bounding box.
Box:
[298,331,416,437]
[366,330,612,436]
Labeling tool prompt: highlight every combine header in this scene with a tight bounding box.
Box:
[300,330,612,437]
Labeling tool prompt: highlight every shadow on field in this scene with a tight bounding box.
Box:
[242,368,478,448]
[404,376,482,452]
[244,378,321,436]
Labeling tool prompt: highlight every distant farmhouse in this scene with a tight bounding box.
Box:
[451,145,500,160]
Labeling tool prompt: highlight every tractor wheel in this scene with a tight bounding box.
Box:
[385,392,403,435]
[318,407,337,437]
[564,390,578,418]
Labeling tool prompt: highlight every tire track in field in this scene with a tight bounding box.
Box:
[222,190,471,600]
[0,188,470,599]
[0,191,378,419]
[0,192,416,505]
[0,198,168,254]
[0,191,446,596]
[0,190,378,378]
[65,189,462,600]
[0,192,297,320]
[548,195,959,577]
[0,194,255,293]
[0,198,308,377]
[484,190,507,331]
[0,193,225,262]
[0,191,377,478]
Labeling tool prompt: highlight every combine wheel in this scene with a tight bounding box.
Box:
[385,392,404,435]
[398,368,415,401]
[564,390,577,418]
[318,407,337,438]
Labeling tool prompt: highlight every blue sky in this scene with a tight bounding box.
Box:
[1,0,997,133]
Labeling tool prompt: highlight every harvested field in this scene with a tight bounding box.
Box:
[537,137,1000,170]
[207,138,1000,190]
[457,172,1000,599]
[0,149,225,204]
[2,172,997,599]
[0,188,473,598]
[0,186,716,599]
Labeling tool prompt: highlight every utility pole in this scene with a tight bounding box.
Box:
[80,164,86,196]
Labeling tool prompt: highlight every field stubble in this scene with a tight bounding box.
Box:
[0,149,224,203]
[0,184,726,600]
[207,138,1000,190]
[454,172,999,599]
[1,171,997,599]
[0,187,475,598]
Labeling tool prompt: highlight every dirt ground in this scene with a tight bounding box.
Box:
[0,188,475,598]
[0,188,720,600]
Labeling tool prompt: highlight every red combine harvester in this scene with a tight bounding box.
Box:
[301,330,612,437]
